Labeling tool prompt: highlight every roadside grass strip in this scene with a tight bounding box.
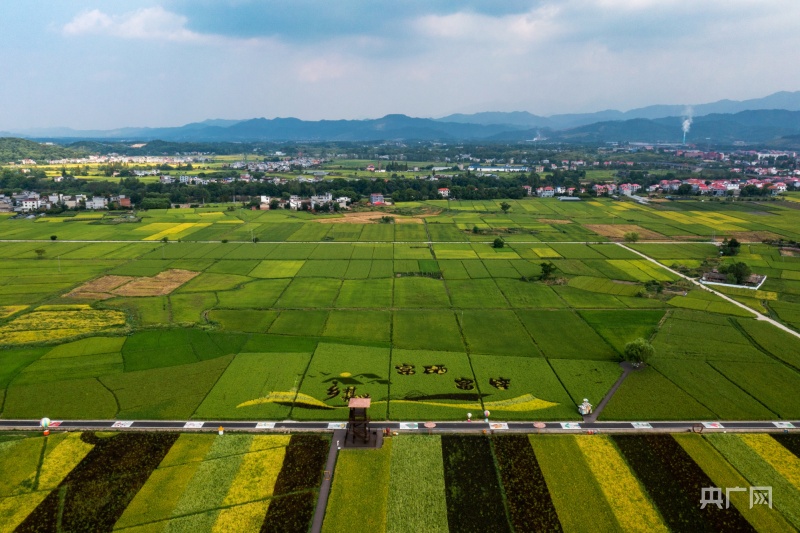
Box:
[611,435,752,532]
[530,435,619,533]
[740,434,800,492]
[323,441,393,533]
[705,434,800,529]
[19,433,179,532]
[493,435,562,532]
[386,436,448,533]
[674,434,793,532]
[574,435,668,533]
[441,435,511,533]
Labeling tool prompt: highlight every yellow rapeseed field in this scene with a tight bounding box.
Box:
[740,434,800,491]
[575,435,667,532]
[0,309,126,345]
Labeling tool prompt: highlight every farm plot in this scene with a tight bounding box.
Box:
[460,310,540,357]
[388,349,481,420]
[318,309,389,343]
[517,310,618,360]
[393,277,450,308]
[579,309,665,354]
[548,359,624,406]
[295,343,390,420]
[195,352,312,420]
[445,279,509,308]
[215,278,291,309]
[600,366,715,421]
[276,278,341,308]
[470,354,577,420]
[652,359,776,419]
[392,310,465,352]
[335,279,393,308]
[323,442,392,533]
[0,306,127,345]
[709,361,800,419]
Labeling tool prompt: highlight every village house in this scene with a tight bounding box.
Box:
[437,188,450,198]
[369,193,384,205]
[88,197,108,210]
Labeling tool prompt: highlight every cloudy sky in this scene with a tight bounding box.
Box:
[2,0,799,129]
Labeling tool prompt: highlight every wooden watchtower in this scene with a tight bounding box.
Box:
[347,397,371,444]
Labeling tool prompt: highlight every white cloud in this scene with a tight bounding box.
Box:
[63,6,212,43]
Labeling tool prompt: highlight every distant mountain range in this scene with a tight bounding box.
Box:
[3,91,800,146]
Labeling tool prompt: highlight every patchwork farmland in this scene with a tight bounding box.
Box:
[3,197,800,531]
[1,431,799,532]
[1,198,800,422]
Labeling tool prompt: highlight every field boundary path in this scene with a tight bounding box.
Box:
[617,242,800,341]
[1,419,797,433]
[311,428,346,533]
[582,361,636,424]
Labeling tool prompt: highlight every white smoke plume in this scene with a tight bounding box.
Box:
[681,107,693,143]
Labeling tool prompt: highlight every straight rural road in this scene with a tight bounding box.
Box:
[1,419,796,433]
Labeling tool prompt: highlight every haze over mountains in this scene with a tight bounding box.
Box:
[4,91,800,145]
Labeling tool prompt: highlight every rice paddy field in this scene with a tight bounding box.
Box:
[2,198,800,422]
[2,431,798,532]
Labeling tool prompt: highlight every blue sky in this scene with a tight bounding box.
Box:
[2,1,799,129]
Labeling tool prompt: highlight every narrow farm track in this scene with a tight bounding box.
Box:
[617,242,800,342]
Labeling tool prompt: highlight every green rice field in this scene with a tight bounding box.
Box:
[1,198,800,421]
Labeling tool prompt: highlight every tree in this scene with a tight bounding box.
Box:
[623,231,640,243]
[723,261,752,284]
[493,237,505,249]
[161,236,169,243]
[677,183,694,196]
[623,338,654,365]
[34,248,46,259]
[720,238,741,256]
[500,201,511,214]
[50,235,57,241]
[540,262,556,280]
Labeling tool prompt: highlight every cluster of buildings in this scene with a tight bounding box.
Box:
[0,192,131,213]
[648,177,795,196]
[258,193,351,211]
[18,154,207,166]
[228,156,325,173]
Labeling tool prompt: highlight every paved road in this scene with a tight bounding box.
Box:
[1,419,796,433]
